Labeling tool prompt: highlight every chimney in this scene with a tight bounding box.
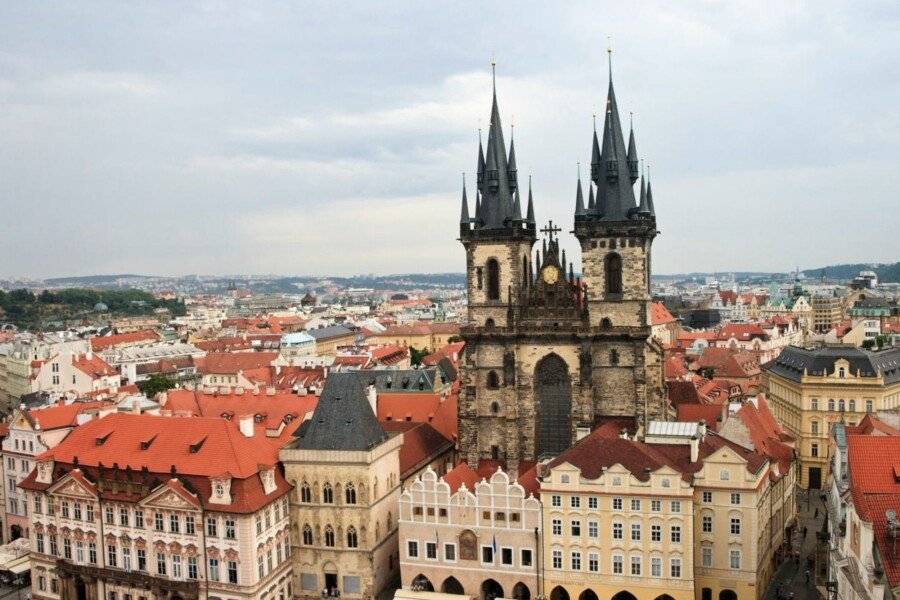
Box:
[619,428,629,440]
[238,414,254,437]
[690,436,699,463]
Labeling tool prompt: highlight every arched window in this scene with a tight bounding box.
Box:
[523,254,529,284]
[485,318,495,329]
[300,482,311,503]
[601,317,612,329]
[346,526,358,548]
[324,525,335,547]
[486,259,500,301]
[345,484,357,505]
[302,525,313,545]
[609,349,619,366]
[605,253,623,294]
[387,511,393,531]
[486,371,500,389]
[490,401,500,415]
[839,399,845,412]
[322,483,333,504]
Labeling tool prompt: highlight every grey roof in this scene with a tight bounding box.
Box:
[306,324,353,341]
[294,373,387,451]
[574,177,585,216]
[351,366,444,393]
[766,345,900,385]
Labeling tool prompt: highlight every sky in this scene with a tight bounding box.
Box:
[1,1,898,279]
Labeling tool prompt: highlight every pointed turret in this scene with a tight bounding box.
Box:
[637,174,650,216]
[590,114,601,183]
[479,61,516,229]
[574,168,586,218]
[476,130,485,190]
[526,176,536,224]
[475,191,482,225]
[646,169,656,217]
[460,174,471,234]
[627,113,639,183]
[507,126,518,192]
[587,182,595,211]
[512,188,522,222]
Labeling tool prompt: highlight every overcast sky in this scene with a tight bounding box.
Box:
[1,1,898,279]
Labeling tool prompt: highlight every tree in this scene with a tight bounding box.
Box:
[409,346,430,366]
[698,366,716,379]
[137,374,176,397]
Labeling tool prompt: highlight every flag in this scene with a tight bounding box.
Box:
[492,534,497,555]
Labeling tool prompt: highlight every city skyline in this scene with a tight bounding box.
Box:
[2,1,899,279]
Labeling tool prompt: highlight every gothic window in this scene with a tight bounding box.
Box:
[609,350,619,366]
[486,370,500,389]
[322,483,333,504]
[485,318,495,329]
[534,354,572,460]
[486,259,500,301]
[345,484,357,505]
[302,525,313,545]
[476,267,483,290]
[324,526,335,547]
[300,482,311,503]
[490,402,500,415]
[346,527,358,548]
[605,253,623,294]
[601,318,612,329]
[523,254,529,284]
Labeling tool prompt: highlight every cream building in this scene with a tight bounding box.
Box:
[398,464,540,600]
[21,412,294,600]
[281,374,402,600]
[763,345,900,488]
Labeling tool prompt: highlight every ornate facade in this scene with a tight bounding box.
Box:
[458,62,666,470]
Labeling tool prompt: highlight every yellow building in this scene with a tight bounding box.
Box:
[763,345,900,489]
[367,323,460,353]
[540,419,795,600]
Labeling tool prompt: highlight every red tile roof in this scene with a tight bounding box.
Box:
[380,421,453,478]
[848,414,900,437]
[196,351,278,374]
[194,337,253,352]
[650,302,676,325]
[676,403,725,431]
[72,354,118,379]
[735,398,795,476]
[665,355,688,380]
[90,330,160,351]
[29,400,115,430]
[377,385,459,441]
[718,323,769,342]
[422,342,466,367]
[441,462,480,493]
[696,347,761,380]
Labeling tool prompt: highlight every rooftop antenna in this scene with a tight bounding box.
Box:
[607,36,613,79]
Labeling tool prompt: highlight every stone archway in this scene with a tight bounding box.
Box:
[441,577,464,595]
[512,582,530,600]
[549,587,569,600]
[481,579,503,600]
[655,596,676,600]
[578,590,598,600]
[719,591,737,600]
[611,593,638,600]
[535,353,572,459]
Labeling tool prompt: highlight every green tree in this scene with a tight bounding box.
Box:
[698,366,716,379]
[137,374,177,396]
[409,346,430,366]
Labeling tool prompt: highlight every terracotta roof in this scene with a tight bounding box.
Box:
[72,354,118,379]
[650,302,676,325]
[422,342,466,367]
[665,355,688,380]
[90,330,159,351]
[718,323,769,342]
[735,398,794,475]
[196,352,278,374]
[29,400,115,430]
[676,403,725,431]
[377,385,458,441]
[696,347,761,380]
[440,462,480,493]
[848,414,900,437]
[380,421,454,479]
[194,337,253,352]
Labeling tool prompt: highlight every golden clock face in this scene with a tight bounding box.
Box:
[542,266,560,285]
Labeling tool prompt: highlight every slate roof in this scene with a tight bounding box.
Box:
[294,373,387,451]
[306,325,354,341]
[351,367,444,393]
[766,345,900,385]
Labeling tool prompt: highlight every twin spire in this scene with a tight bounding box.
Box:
[460,62,535,239]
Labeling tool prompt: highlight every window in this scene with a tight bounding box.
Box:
[571,520,581,536]
[227,560,238,584]
[185,515,194,534]
[445,544,455,561]
[188,556,198,580]
[122,547,131,571]
[322,483,333,504]
[169,514,180,533]
[118,507,128,526]
[50,535,58,556]
[720,469,730,481]
[651,524,661,542]
[588,496,598,509]
[849,400,856,412]
[345,483,357,504]
[630,555,641,576]
[671,557,682,577]
[631,523,641,541]
[552,550,562,569]
[651,556,662,577]
[324,526,335,547]
[38,577,45,592]
[702,547,713,567]
[551,495,561,507]
[225,518,236,539]
[612,555,623,574]
[571,551,581,571]
[671,500,681,513]
[730,517,741,535]
[258,555,265,579]
[671,525,682,543]
[570,495,581,508]
[501,547,513,566]
[132,510,141,528]
[486,259,500,301]
[486,371,500,389]
[89,543,97,564]
[300,483,312,503]
[154,512,164,531]
[302,525,313,545]
[407,541,418,558]
[613,522,623,540]
[36,533,44,554]
[613,497,623,510]
[730,493,741,505]
[811,443,819,458]
[702,515,713,533]
[839,399,846,411]
[811,398,819,411]
[34,495,42,514]
[552,519,562,535]
[631,498,641,511]
[64,538,71,559]
[588,552,599,572]
[61,501,70,518]
[605,253,623,294]
[828,399,835,411]
[107,593,116,600]
[107,545,118,567]
[521,549,532,567]
[74,502,81,520]
[481,546,494,564]
[347,526,358,548]
[651,499,661,512]
[425,541,437,560]
[206,516,217,537]
[588,521,598,538]
[866,400,873,413]
[208,558,219,581]
[730,550,741,569]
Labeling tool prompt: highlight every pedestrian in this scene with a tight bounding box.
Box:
[805,569,810,584]
[803,525,808,538]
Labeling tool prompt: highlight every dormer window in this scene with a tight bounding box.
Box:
[838,367,846,378]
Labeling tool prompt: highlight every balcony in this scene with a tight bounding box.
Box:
[55,559,200,600]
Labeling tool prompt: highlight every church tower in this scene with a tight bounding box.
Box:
[458,57,666,474]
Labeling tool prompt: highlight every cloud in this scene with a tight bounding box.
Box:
[38,71,164,100]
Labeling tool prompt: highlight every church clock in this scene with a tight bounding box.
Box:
[541,265,560,285]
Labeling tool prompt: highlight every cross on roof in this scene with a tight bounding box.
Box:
[540,220,561,240]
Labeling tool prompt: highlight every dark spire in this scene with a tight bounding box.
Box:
[590,113,601,183]
[460,173,471,230]
[587,181,595,211]
[507,123,518,192]
[475,191,482,224]
[646,166,656,216]
[637,171,650,216]
[575,164,586,217]
[526,175,535,224]
[479,60,515,229]
[476,128,485,190]
[627,112,639,183]
[512,188,522,221]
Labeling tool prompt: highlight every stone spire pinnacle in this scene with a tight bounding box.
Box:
[646,165,656,216]
[460,173,471,226]
[627,112,639,183]
[575,163,586,217]
[526,175,535,224]
[507,122,518,192]
[637,170,650,216]
[476,128,485,189]
[587,180,595,211]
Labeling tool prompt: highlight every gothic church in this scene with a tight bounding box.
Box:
[458,61,666,472]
